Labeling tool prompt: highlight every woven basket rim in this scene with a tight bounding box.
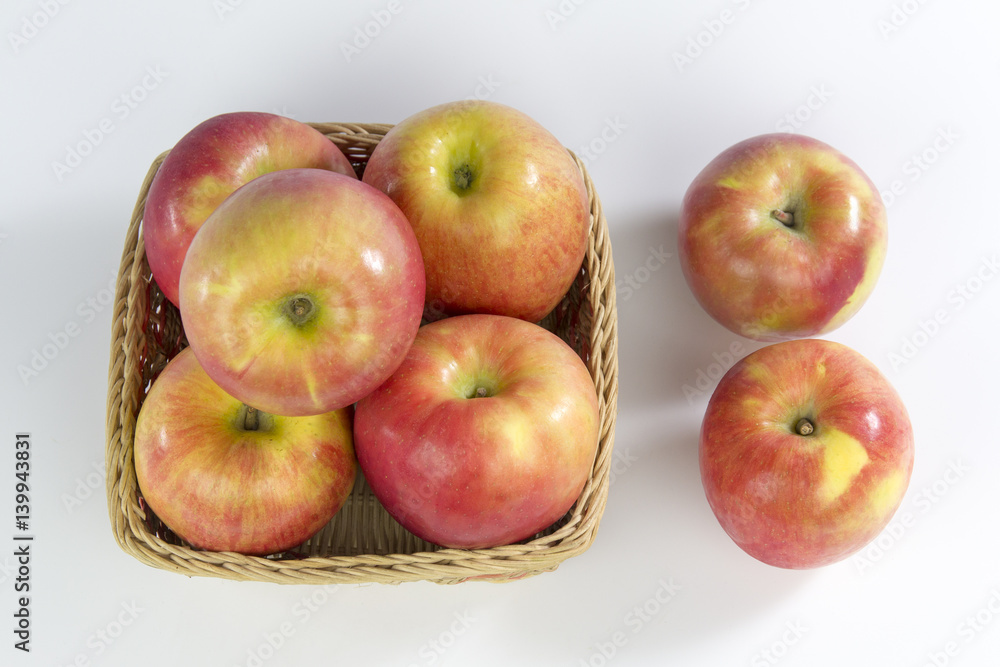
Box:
[105,121,619,585]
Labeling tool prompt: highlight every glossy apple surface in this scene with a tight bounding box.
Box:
[179,168,425,417]
[679,133,887,341]
[700,339,914,569]
[354,314,600,549]
[144,112,356,306]
[362,100,590,323]
[134,347,356,556]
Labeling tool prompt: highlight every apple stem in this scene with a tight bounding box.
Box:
[290,297,312,319]
[794,417,815,436]
[453,164,474,190]
[771,209,795,227]
[284,295,316,327]
[244,406,260,431]
[475,387,488,398]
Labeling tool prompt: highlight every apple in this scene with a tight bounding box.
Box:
[133,347,356,556]
[678,133,887,341]
[144,111,357,306]
[699,339,914,569]
[361,100,590,323]
[179,168,425,417]
[354,314,600,549]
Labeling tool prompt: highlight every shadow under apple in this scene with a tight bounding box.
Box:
[602,412,820,647]
[608,205,766,414]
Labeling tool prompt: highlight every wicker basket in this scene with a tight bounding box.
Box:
[105,122,619,584]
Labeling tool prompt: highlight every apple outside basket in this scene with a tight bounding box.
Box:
[105,122,619,585]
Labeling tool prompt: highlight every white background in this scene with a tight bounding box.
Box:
[2,1,999,666]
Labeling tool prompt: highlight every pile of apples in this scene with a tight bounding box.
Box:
[132,104,912,572]
[678,134,915,569]
[133,102,601,556]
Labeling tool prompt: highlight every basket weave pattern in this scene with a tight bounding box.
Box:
[105,122,619,584]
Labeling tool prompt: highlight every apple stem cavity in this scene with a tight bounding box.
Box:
[794,417,815,436]
[283,295,316,327]
[235,404,273,433]
[244,406,260,431]
[771,209,796,228]
[453,164,474,192]
[464,382,495,399]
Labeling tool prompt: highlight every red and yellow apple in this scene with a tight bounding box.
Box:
[134,347,356,556]
[354,314,600,549]
[678,133,887,341]
[362,100,590,323]
[143,111,356,306]
[179,168,425,417]
[699,339,914,569]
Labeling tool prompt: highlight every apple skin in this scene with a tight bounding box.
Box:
[354,314,600,549]
[679,133,887,342]
[179,168,425,417]
[144,112,356,307]
[361,100,590,323]
[699,339,914,569]
[134,347,357,556]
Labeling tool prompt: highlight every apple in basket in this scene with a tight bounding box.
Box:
[678,133,887,341]
[179,168,425,417]
[143,111,357,306]
[134,347,357,556]
[699,339,914,569]
[362,100,590,323]
[354,314,600,549]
